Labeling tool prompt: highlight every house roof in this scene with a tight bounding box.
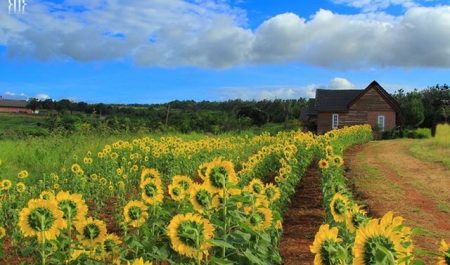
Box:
[0,99,29,108]
[314,89,363,112]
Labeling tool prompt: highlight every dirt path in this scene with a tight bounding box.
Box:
[280,166,324,265]
[345,140,450,261]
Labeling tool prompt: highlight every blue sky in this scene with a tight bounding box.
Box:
[0,0,449,103]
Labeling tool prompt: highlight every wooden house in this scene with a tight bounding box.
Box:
[0,98,33,114]
[300,81,400,134]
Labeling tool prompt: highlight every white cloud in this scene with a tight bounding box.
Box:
[219,77,357,100]
[35,93,50,100]
[329,77,356,90]
[1,1,449,69]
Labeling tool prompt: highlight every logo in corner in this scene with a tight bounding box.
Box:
[9,0,27,14]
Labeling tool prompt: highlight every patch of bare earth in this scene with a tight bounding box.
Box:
[345,139,450,263]
[280,166,324,265]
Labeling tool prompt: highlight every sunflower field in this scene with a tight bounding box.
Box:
[0,130,317,265]
[1,125,448,265]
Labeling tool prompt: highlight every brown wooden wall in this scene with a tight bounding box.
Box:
[316,87,397,134]
[0,107,33,114]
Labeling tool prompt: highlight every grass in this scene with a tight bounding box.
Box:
[0,133,146,180]
[409,124,450,168]
[0,113,49,138]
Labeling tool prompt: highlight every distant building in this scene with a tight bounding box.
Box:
[300,81,400,134]
[0,97,33,114]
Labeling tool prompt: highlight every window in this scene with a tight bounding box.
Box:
[332,114,339,129]
[377,115,385,131]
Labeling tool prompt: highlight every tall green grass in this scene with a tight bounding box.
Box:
[433,123,450,146]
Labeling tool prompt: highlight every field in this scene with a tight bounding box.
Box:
[0,124,448,264]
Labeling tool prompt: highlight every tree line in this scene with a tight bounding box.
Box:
[26,98,307,134]
[393,84,449,135]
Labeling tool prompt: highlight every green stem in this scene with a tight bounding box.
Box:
[40,215,46,265]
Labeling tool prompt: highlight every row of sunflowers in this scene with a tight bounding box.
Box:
[311,125,450,265]
[0,131,317,264]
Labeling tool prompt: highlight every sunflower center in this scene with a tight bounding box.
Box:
[177,221,204,248]
[104,239,116,252]
[83,223,101,240]
[128,206,143,220]
[334,200,345,215]
[265,188,274,199]
[28,207,55,232]
[252,184,263,193]
[250,211,264,225]
[172,187,182,196]
[195,190,211,207]
[58,200,78,220]
[319,240,340,265]
[210,166,228,189]
[178,180,190,190]
[144,183,157,197]
[363,235,396,265]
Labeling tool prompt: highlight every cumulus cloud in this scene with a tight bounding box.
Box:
[35,93,50,100]
[219,78,357,100]
[1,1,449,69]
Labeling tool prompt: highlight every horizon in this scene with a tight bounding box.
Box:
[1,0,449,104]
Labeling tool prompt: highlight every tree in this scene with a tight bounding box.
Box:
[401,93,424,127]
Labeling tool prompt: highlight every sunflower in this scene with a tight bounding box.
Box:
[75,217,107,247]
[140,178,164,205]
[39,190,55,201]
[247,207,273,231]
[353,212,413,265]
[1,179,12,190]
[16,182,26,193]
[189,184,219,214]
[438,240,450,265]
[325,145,334,156]
[346,205,368,233]
[245,178,265,195]
[168,213,214,260]
[71,164,83,174]
[18,170,29,179]
[263,183,281,203]
[140,168,161,184]
[333,155,344,167]
[18,198,66,242]
[197,163,209,180]
[172,175,194,192]
[204,159,238,193]
[102,233,122,262]
[318,159,329,169]
[310,224,342,265]
[0,226,6,239]
[330,193,348,223]
[123,200,148,228]
[56,191,88,223]
[127,257,153,265]
[168,184,185,202]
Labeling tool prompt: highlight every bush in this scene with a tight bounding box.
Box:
[382,127,431,139]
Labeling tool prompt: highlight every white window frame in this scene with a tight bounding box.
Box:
[377,115,385,131]
[332,113,339,129]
